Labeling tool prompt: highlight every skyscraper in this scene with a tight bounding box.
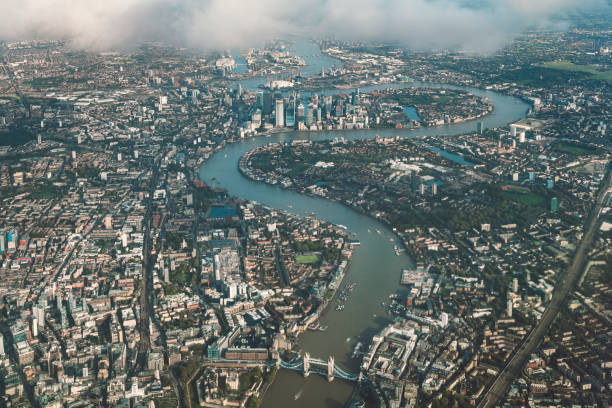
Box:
[477,121,485,134]
[256,91,264,109]
[550,197,558,212]
[275,99,284,128]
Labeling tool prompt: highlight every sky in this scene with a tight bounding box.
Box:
[0,0,608,54]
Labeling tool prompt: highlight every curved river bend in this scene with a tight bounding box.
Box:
[199,44,528,407]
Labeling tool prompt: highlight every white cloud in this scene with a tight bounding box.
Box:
[0,0,607,53]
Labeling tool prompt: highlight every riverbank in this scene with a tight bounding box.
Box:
[197,82,528,408]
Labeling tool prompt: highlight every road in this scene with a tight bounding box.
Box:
[478,162,612,408]
[134,154,164,373]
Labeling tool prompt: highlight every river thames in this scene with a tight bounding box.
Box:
[199,39,528,407]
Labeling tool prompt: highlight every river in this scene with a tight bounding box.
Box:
[198,39,528,407]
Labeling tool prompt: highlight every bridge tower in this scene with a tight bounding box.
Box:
[303,353,310,377]
[327,356,334,382]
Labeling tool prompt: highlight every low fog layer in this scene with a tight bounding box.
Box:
[0,0,608,53]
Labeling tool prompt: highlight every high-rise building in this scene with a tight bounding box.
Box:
[550,197,558,212]
[0,229,5,254]
[506,298,513,317]
[440,312,448,328]
[35,304,45,329]
[477,121,485,134]
[262,92,273,115]
[7,229,18,252]
[275,99,284,128]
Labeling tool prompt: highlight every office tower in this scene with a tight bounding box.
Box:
[440,312,448,328]
[296,103,305,118]
[236,84,242,99]
[519,131,526,143]
[420,184,426,195]
[35,303,45,329]
[0,229,5,254]
[506,298,513,317]
[513,278,518,293]
[306,107,314,127]
[37,134,42,144]
[550,197,558,212]
[7,229,18,252]
[528,171,535,182]
[477,121,485,134]
[256,91,264,109]
[547,179,554,189]
[275,99,284,128]
[432,183,438,195]
[263,92,273,115]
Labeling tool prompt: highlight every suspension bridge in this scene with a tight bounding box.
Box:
[278,353,367,383]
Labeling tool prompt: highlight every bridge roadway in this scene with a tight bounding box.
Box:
[478,162,612,408]
[198,356,363,382]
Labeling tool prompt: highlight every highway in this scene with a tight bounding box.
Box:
[478,162,612,408]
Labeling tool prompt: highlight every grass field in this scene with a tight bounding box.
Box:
[553,141,601,156]
[296,254,319,264]
[501,190,546,206]
[539,61,612,82]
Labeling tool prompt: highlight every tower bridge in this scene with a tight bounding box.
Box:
[278,353,367,383]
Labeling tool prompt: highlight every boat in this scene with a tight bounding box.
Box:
[308,322,320,330]
[294,389,303,400]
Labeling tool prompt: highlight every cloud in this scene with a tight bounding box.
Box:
[0,0,608,53]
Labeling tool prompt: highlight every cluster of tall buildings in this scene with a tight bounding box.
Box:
[0,228,19,254]
[250,89,364,130]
